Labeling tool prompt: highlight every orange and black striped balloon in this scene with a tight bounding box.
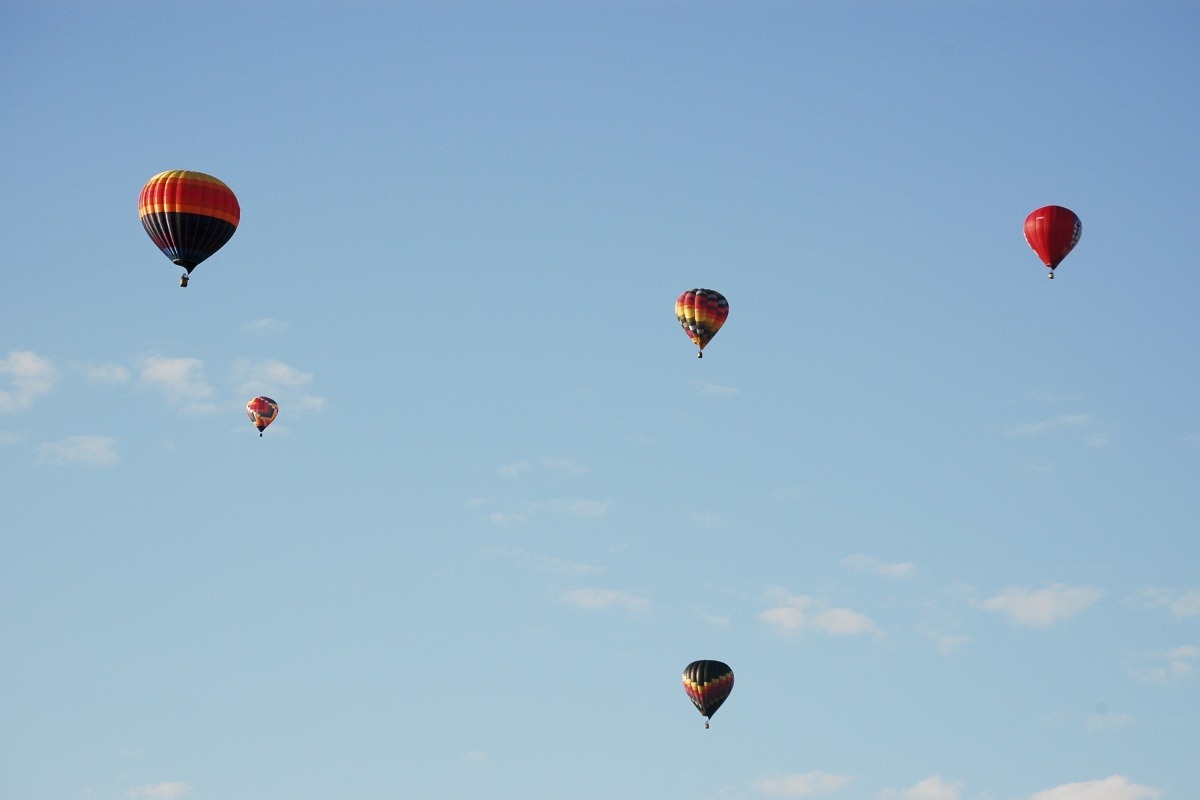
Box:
[245,396,279,437]
[675,289,729,357]
[682,659,734,727]
[139,170,240,275]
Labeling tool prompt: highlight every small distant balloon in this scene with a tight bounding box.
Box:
[139,170,240,287]
[682,659,734,729]
[1024,205,1080,279]
[246,396,279,437]
[676,289,729,358]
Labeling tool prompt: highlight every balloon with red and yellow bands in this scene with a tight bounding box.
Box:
[675,288,729,358]
[682,659,734,728]
[139,170,240,281]
[245,396,279,437]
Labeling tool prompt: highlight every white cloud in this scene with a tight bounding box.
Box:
[500,460,531,476]
[1005,413,1092,437]
[1132,587,1200,618]
[1027,775,1161,800]
[559,588,650,613]
[1128,645,1199,686]
[842,554,915,578]
[462,750,488,764]
[542,458,587,475]
[898,775,964,800]
[0,431,20,447]
[0,351,57,412]
[37,435,119,467]
[751,772,852,797]
[700,382,739,395]
[243,317,288,335]
[233,359,325,415]
[139,357,213,409]
[549,498,611,518]
[760,589,879,637]
[127,782,192,799]
[977,584,1102,626]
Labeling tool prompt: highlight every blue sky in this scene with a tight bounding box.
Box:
[2,3,1198,800]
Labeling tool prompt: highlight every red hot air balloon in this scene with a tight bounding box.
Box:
[246,396,279,437]
[675,289,729,358]
[682,660,734,729]
[1024,205,1081,279]
[139,170,240,287]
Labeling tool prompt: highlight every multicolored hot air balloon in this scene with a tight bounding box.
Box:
[682,659,734,729]
[1024,205,1081,279]
[139,170,240,287]
[676,289,729,358]
[246,396,279,437]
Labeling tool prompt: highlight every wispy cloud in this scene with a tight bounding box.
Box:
[233,358,325,414]
[917,625,970,654]
[0,351,56,412]
[760,588,879,637]
[1086,710,1133,732]
[1026,775,1161,800]
[242,317,289,335]
[1130,587,1200,618]
[500,458,587,477]
[1005,413,1092,437]
[977,584,1102,626]
[750,772,852,797]
[1128,645,1198,686]
[139,356,214,413]
[480,547,604,576]
[37,435,119,467]
[485,498,612,525]
[127,782,192,799]
[558,588,650,613]
[700,382,739,396]
[84,363,131,383]
[841,554,915,578]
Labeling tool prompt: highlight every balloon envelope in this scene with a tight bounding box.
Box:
[676,289,729,354]
[682,659,734,723]
[139,170,240,274]
[1024,205,1080,272]
[246,396,279,435]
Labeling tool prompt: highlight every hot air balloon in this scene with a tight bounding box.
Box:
[246,396,279,437]
[139,170,240,287]
[676,289,729,357]
[1024,205,1081,279]
[682,659,734,729]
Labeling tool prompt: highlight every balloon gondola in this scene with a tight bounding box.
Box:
[139,170,240,287]
[1024,205,1081,279]
[675,289,729,358]
[682,659,734,729]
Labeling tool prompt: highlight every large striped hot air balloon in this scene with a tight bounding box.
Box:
[682,659,734,729]
[139,170,240,287]
[1024,205,1080,279]
[675,288,729,358]
[245,396,279,437]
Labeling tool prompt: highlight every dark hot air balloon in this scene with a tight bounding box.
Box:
[139,170,240,287]
[246,396,279,437]
[676,289,729,357]
[1024,205,1080,279]
[682,659,734,728]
